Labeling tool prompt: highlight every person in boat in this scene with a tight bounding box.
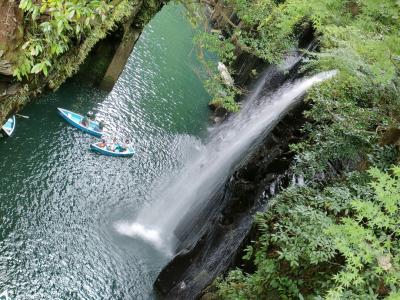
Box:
[107,137,117,152]
[87,111,95,121]
[98,120,105,131]
[81,116,89,127]
[99,138,107,148]
[120,139,131,151]
[113,138,129,152]
[92,120,104,132]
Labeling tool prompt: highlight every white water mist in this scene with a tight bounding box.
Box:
[116,70,337,254]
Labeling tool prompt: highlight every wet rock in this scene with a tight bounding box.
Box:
[209,106,228,123]
[0,82,7,98]
[99,2,143,91]
[154,104,307,299]
[218,62,234,87]
[0,58,12,77]
[6,83,20,96]
[379,127,400,146]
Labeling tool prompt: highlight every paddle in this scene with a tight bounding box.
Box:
[16,114,29,119]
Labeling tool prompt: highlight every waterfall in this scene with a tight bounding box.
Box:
[116,69,336,255]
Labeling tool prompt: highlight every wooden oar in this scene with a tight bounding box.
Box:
[16,114,29,119]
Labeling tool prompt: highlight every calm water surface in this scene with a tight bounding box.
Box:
[0,4,211,299]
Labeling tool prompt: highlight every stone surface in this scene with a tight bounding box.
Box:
[99,26,141,91]
[0,0,23,76]
[99,0,166,91]
[99,0,143,91]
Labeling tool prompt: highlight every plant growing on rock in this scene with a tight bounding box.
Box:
[193,28,240,112]
[14,0,113,79]
[216,167,400,299]
[325,167,400,299]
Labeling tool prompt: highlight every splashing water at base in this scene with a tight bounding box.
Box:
[117,70,337,254]
[115,223,174,256]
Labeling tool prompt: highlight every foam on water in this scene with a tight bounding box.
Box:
[115,222,172,255]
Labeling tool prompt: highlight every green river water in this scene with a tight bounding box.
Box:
[0,4,211,299]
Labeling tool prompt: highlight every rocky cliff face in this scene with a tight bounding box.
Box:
[153,2,319,298]
[0,0,23,78]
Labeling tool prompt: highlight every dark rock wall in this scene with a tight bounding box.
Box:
[155,103,307,299]
[154,52,309,298]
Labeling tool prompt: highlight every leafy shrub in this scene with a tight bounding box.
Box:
[15,0,115,79]
[216,167,400,299]
[325,167,400,299]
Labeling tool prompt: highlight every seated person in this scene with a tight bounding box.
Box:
[115,144,126,152]
[97,120,105,132]
[98,139,107,148]
[87,111,95,121]
[107,141,116,152]
[81,116,89,127]
[119,139,131,151]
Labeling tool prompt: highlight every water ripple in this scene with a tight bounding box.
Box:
[0,4,211,299]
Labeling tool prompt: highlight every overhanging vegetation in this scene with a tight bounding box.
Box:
[188,0,400,298]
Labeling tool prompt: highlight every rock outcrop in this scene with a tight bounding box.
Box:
[0,0,23,77]
[99,3,143,91]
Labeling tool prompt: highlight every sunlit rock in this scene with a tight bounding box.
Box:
[217,62,234,87]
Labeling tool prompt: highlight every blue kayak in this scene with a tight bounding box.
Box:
[2,116,16,137]
[58,108,103,137]
[90,142,135,157]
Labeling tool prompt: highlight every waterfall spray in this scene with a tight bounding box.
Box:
[116,70,337,255]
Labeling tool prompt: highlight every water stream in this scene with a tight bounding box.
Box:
[118,69,336,254]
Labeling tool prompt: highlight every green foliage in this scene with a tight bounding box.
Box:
[46,0,136,90]
[208,0,400,174]
[216,167,400,299]
[205,71,240,112]
[179,1,242,112]
[137,0,164,24]
[209,94,240,113]
[185,0,400,166]
[14,0,114,79]
[190,26,239,112]
[325,167,400,299]
[194,32,236,64]
[194,0,400,298]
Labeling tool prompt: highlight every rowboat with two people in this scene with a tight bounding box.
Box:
[57,108,104,137]
[90,138,135,157]
[1,116,16,137]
